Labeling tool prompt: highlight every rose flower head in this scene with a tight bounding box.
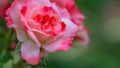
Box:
[6,0,89,65]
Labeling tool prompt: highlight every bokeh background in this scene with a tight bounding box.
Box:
[47,0,120,68]
[0,0,120,68]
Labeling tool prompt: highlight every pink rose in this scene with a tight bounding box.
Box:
[50,0,89,46]
[6,0,78,65]
[0,0,10,17]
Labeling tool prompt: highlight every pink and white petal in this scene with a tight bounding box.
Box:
[33,30,50,42]
[21,15,41,47]
[77,26,89,46]
[51,3,70,19]
[62,18,78,37]
[6,0,22,25]
[13,25,27,42]
[43,38,73,52]
[60,8,71,19]
[50,3,61,17]
[71,13,85,25]
[50,0,67,7]
[21,40,40,65]
[16,0,51,6]
[31,0,51,6]
[65,0,85,25]
[5,16,13,28]
[77,31,89,46]
[27,30,41,47]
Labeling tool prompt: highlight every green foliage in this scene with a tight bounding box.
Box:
[0,17,7,28]
[0,50,12,63]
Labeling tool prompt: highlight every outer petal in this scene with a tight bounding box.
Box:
[51,3,71,19]
[5,0,28,41]
[77,25,89,46]
[16,0,51,6]
[21,40,40,65]
[31,0,51,6]
[5,16,27,41]
[43,38,73,52]
[6,0,22,25]
[65,0,85,25]
[62,18,78,37]
[13,25,27,42]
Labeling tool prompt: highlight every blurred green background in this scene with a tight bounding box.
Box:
[47,0,120,68]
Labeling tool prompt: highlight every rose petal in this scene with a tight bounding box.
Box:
[77,31,89,46]
[43,38,73,52]
[13,25,27,42]
[62,18,78,37]
[21,40,40,65]
[59,8,71,19]
[65,0,85,25]
[5,16,13,28]
[77,25,89,46]
[31,0,51,6]
[6,0,26,28]
[20,14,41,47]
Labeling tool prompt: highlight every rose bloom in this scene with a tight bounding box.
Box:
[0,0,10,17]
[6,0,89,65]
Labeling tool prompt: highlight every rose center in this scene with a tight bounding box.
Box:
[21,6,66,36]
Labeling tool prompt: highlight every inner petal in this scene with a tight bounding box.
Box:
[29,6,66,36]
